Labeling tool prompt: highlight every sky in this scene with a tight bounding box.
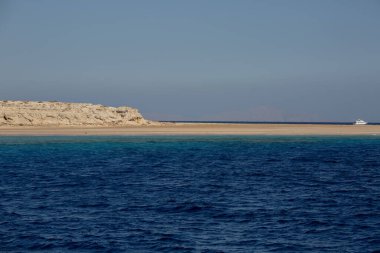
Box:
[0,0,379,122]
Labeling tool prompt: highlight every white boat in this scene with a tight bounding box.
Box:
[354,119,367,125]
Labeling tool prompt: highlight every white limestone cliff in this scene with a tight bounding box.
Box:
[0,101,157,126]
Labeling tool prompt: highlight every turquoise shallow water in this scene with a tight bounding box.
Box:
[0,136,380,252]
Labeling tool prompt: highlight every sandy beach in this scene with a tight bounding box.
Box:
[0,123,379,136]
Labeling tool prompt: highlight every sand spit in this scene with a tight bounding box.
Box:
[1,101,379,136]
[0,123,380,136]
[0,100,158,127]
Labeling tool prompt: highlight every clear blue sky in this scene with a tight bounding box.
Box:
[1,0,379,121]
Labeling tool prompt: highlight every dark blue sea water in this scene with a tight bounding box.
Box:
[0,136,379,252]
[161,121,380,125]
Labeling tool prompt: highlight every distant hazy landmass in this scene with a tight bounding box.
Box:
[0,101,156,127]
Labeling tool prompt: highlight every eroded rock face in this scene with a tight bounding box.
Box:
[0,101,157,126]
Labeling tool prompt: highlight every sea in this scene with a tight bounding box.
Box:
[161,121,380,125]
[0,135,380,252]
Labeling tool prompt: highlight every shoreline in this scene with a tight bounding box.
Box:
[0,123,380,136]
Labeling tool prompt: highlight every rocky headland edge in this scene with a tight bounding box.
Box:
[0,100,158,127]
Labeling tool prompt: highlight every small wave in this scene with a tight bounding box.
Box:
[1,136,380,252]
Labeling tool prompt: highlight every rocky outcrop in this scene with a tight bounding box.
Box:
[0,101,157,126]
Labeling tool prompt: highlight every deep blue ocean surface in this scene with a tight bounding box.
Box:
[0,136,379,252]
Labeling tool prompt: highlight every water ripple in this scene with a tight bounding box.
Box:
[0,136,380,252]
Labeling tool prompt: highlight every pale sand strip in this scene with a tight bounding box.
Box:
[0,123,380,136]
